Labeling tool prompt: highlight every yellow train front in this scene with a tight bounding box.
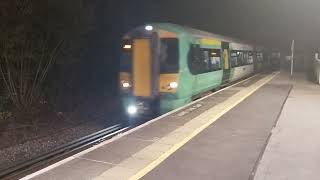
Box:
[119,24,181,117]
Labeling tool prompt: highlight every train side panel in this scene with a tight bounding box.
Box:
[229,64,254,82]
[159,33,193,113]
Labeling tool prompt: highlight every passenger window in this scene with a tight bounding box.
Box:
[210,49,221,71]
[231,52,238,67]
[243,52,249,64]
[238,52,244,66]
[231,51,253,67]
[257,52,263,62]
[203,50,211,72]
[188,45,222,74]
[248,52,254,64]
[188,44,202,74]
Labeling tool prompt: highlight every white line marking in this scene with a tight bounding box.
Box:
[76,157,114,165]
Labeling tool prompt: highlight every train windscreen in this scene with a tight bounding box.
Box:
[160,38,179,73]
[120,41,132,72]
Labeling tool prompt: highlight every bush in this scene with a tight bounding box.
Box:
[0,94,11,123]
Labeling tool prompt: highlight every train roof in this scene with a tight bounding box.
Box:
[153,23,253,46]
[126,23,264,51]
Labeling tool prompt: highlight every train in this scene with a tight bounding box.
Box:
[119,23,272,117]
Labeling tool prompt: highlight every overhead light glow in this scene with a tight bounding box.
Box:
[127,105,137,115]
[145,25,153,31]
[123,44,132,49]
[169,82,178,89]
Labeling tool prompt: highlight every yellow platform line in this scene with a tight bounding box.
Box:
[129,72,278,180]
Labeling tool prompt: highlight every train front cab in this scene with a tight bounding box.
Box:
[119,25,183,117]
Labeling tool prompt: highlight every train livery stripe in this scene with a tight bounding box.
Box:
[200,38,221,47]
[133,39,152,97]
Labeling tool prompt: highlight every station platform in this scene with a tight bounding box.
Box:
[21,71,320,180]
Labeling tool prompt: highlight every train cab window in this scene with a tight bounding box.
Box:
[120,40,133,72]
[160,38,179,73]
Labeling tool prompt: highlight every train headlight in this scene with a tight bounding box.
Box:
[122,82,131,88]
[145,25,153,31]
[121,81,131,89]
[127,105,137,115]
[169,82,178,89]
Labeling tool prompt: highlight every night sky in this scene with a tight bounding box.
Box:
[113,0,320,51]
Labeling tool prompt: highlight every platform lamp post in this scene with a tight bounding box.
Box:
[290,40,295,76]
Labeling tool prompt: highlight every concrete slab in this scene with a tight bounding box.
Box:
[254,73,320,180]
[95,166,137,180]
[92,74,278,180]
[32,158,113,180]
[128,121,180,141]
[81,137,153,164]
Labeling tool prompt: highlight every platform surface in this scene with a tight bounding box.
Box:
[142,73,291,180]
[254,73,320,180]
[21,72,315,180]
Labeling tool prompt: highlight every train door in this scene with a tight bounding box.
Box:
[132,36,160,98]
[222,42,231,84]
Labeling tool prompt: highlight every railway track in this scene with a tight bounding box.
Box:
[0,124,129,180]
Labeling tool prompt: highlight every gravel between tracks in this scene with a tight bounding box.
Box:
[0,117,119,171]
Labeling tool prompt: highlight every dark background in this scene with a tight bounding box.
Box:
[76,0,320,96]
[90,0,320,99]
[1,0,320,115]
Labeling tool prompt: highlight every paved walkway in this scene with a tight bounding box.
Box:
[254,73,320,180]
[24,73,280,180]
[143,73,291,180]
[23,72,320,180]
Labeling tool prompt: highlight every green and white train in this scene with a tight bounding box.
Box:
[119,23,268,116]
